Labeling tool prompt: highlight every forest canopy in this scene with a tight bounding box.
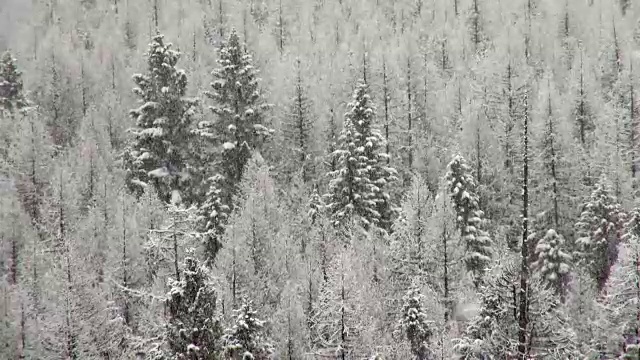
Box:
[1,0,640,359]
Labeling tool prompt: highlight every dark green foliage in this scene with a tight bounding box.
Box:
[325,82,398,231]
[166,254,222,359]
[401,288,434,360]
[445,155,492,286]
[123,34,197,204]
[0,51,28,113]
[199,28,272,206]
[223,299,272,360]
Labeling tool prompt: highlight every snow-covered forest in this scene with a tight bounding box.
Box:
[0,0,639,358]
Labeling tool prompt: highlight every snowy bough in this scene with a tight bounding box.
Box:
[453,261,578,359]
[445,154,492,288]
[324,81,398,232]
[123,34,198,205]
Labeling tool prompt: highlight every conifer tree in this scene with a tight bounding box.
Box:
[223,299,273,359]
[400,287,435,360]
[453,261,577,359]
[599,207,640,356]
[166,252,222,359]
[196,174,230,264]
[308,184,325,225]
[0,51,28,113]
[574,53,595,147]
[445,154,492,286]
[123,34,197,204]
[532,229,572,298]
[324,81,398,230]
[573,177,626,291]
[284,58,315,183]
[199,28,272,207]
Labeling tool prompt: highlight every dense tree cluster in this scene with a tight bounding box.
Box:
[1,0,640,359]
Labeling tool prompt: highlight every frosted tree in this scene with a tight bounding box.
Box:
[324,81,398,231]
[453,261,577,359]
[308,184,325,225]
[388,175,434,291]
[563,268,602,357]
[123,34,197,204]
[222,299,273,360]
[0,51,28,113]
[573,177,626,291]
[400,287,435,360]
[598,207,640,356]
[284,58,315,183]
[196,174,230,264]
[166,252,222,359]
[445,154,492,287]
[199,28,272,206]
[532,229,572,298]
[573,53,595,147]
[310,248,366,360]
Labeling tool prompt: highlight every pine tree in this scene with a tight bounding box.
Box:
[445,154,492,287]
[199,28,272,207]
[532,229,572,298]
[0,51,28,113]
[573,177,626,291]
[223,299,273,360]
[123,34,197,204]
[196,174,230,264]
[166,252,222,359]
[324,81,398,230]
[400,287,435,360]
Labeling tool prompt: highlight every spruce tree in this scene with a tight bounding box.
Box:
[573,177,625,291]
[400,287,434,360]
[324,81,398,230]
[166,252,222,359]
[445,154,492,287]
[0,51,28,113]
[123,34,197,204]
[532,229,572,298]
[196,174,230,264]
[199,28,272,206]
[223,299,273,360]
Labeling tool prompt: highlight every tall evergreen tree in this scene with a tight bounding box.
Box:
[223,299,273,359]
[199,28,272,206]
[123,34,197,204]
[324,81,398,230]
[166,252,222,359]
[400,287,435,360]
[196,174,229,264]
[573,177,626,291]
[0,51,28,113]
[532,229,572,298]
[445,154,492,287]
[284,58,315,183]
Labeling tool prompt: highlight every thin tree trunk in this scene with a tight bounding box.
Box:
[517,91,530,359]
